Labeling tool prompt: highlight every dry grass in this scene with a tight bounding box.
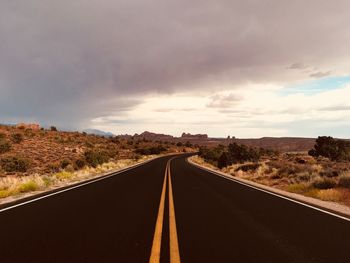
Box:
[0,155,159,201]
[192,152,350,207]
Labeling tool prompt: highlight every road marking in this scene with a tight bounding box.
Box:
[168,162,181,263]
[0,157,159,214]
[188,158,350,222]
[149,164,168,263]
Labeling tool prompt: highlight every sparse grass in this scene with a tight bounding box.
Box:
[0,189,13,198]
[18,181,39,193]
[287,183,309,194]
[193,152,350,207]
[54,171,74,180]
[316,189,342,202]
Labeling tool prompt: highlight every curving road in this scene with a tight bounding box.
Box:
[0,154,349,262]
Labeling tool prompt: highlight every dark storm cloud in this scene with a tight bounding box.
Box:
[1,0,350,128]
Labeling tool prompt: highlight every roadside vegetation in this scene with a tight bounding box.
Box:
[0,124,196,201]
[195,136,350,206]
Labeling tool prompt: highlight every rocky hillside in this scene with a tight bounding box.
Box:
[0,124,194,177]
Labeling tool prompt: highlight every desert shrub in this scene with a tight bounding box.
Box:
[309,136,350,161]
[185,141,192,147]
[227,143,261,164]
[50,126,58,131]
[338,174,350,188]
[127,140,134,145]
[176,142,183,147]
[218,152,229,169]
[60,159,71,169]
[11,133,23,143]
[0,140,11,154]
[235,163,261,172]
[0,133,5,139]
[84,150,110,168]
[110,137,120,144]
[320,168,339,178]
[312,177,336,189]
[135,145,167,155]
[295,172,313,182]
[74,158,86,169]
[0,156,30,172]
[198,146,224,165]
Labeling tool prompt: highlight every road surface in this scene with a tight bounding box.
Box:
[0,154,349,262]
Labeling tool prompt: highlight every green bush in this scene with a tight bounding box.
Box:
[84,150,110,168]
[135,145,167,155]
[218,152,229,169]
[0,156,30,172]
[0,140,11,154]
[11,133,23,143]
[227,143,261,164]
[309,136,350,161]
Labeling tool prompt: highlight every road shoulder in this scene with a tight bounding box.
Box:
[187,156,350,220]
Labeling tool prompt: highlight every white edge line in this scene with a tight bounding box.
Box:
[0,157,160,213]
[187,158,350,222]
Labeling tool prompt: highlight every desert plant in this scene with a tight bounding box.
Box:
[54,171,74,180]
[309,136,350,161]
[18,181,38,193]
[50,126,57,131]
[60,159,71,169]
[338,173,350,188]
[11,133,23,143]
[235,163,260,172]
[0,156,30,172]
[74,158,86,169]
[218,152,229,169]
[135,145,167,155]
[312,177,336,189]
[84,150,110,168]
[0,140,11,154]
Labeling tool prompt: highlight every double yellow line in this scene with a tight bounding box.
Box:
[149,159,181,263]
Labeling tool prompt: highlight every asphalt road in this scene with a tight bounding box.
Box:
[0,154,350,263]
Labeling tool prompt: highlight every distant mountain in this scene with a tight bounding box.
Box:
[181,132,208,139]
[83,129,115,137]
[135,131,174,140]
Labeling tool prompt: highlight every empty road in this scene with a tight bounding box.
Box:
[0,154,349,262]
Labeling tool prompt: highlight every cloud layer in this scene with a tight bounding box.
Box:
[1,1,350,135]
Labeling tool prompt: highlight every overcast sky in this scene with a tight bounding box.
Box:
[1,0,350,138]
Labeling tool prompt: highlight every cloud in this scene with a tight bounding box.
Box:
[287,62,309,70]
[1,0,350,134]
[207,93,243,108]
[310,71,332,78]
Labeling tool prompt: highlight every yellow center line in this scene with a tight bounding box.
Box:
[168,161,181,263]
[149,164,168,263]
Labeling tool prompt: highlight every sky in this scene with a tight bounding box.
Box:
[1,0,350,138]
